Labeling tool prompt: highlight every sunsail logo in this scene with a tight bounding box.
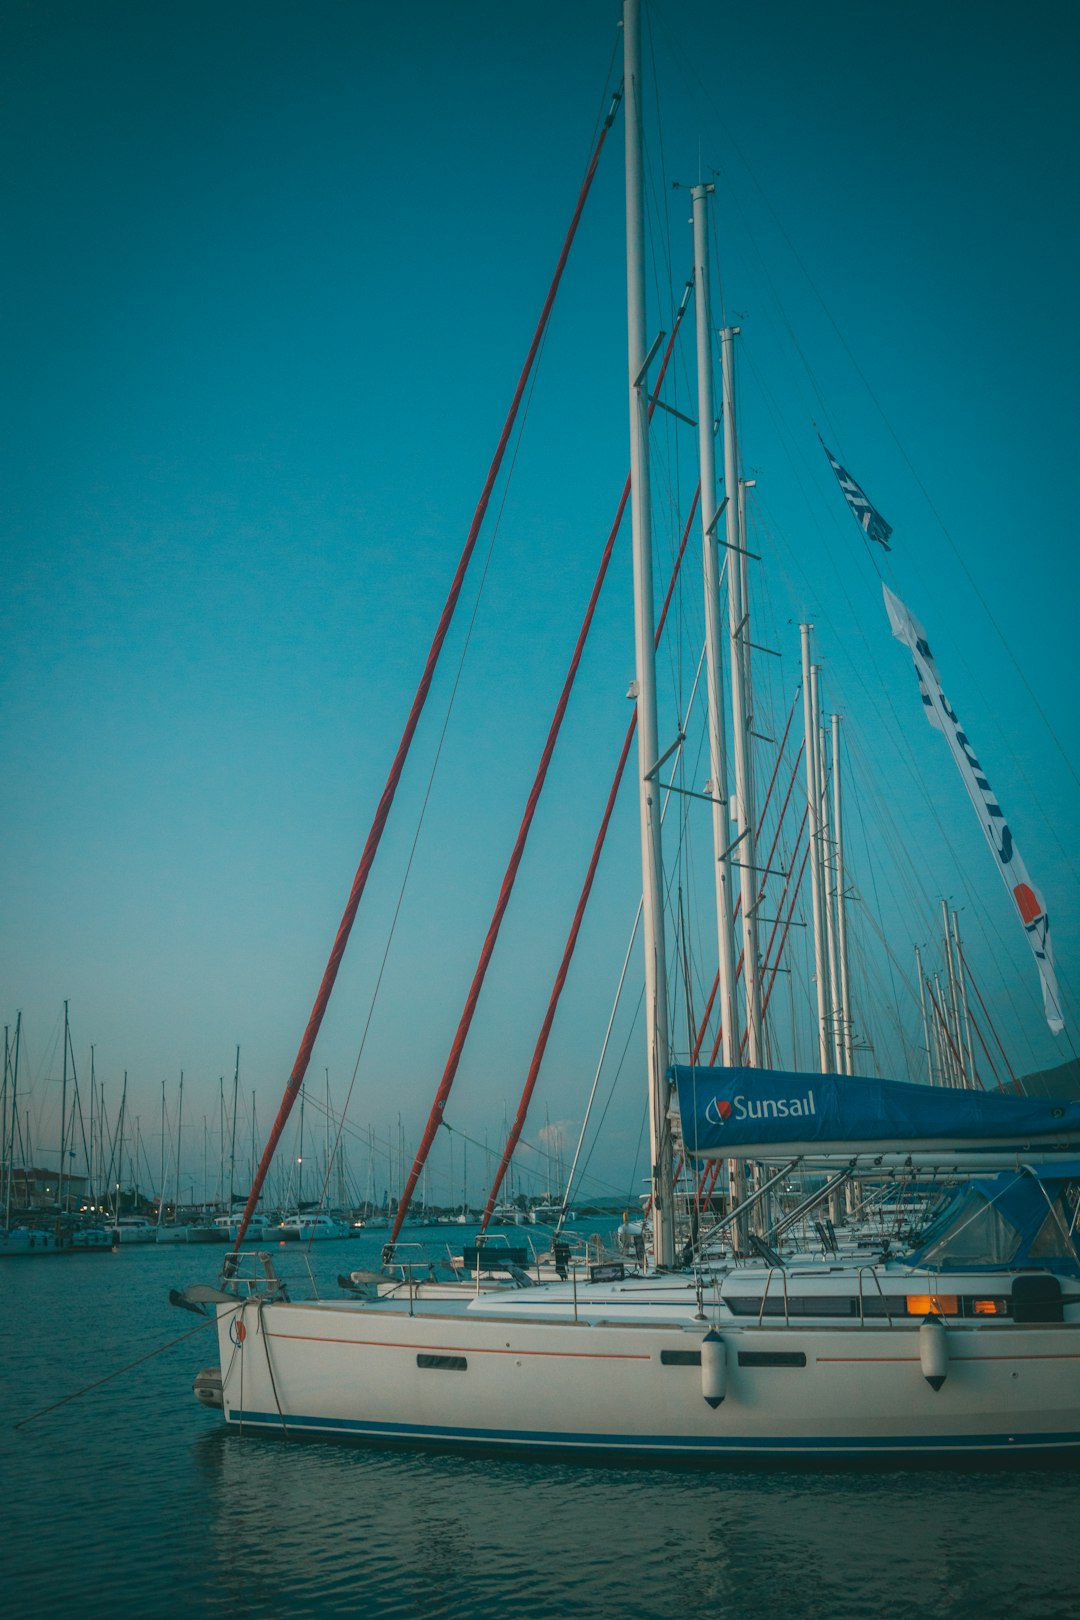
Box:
[704,1090,816,1127]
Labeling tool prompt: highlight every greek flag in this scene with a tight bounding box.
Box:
[820,437,893,550]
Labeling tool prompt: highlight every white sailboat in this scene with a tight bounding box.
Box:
[272,1212,351,1242]
[184,1,1080,1461]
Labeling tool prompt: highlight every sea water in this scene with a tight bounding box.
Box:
[2,1234,1078,1619]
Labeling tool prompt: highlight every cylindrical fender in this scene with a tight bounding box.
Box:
[701,1329,727,1408]
[919,1314,948,1391]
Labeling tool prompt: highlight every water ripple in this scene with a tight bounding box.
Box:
[2,1243,1078,1617]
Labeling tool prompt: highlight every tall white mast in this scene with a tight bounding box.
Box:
[737,477,756,706]
[813,672,843,1073]
[59,999,69,1217]
[691,184,739,1068]
[932,972,954,1086]
[719,327,763,1064]
[800,625,831,1072]
[951,911,978,1091]
[624,0,674,1267]
[915,946,935,1085]
[831,712,855,1075]
[941,899,967,1088]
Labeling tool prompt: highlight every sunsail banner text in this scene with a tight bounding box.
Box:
[883,583,1064,1036]
[673,1065,1080,1158]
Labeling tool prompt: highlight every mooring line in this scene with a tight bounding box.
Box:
[13,1315,217,1430]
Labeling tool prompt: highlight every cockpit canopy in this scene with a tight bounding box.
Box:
[905,1162,1080,1273]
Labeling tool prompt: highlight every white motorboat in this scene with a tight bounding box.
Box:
[108,1216,158,1245]
[273,1213,351,1242]
[213,1213,267,1241]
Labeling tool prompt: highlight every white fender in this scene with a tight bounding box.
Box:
[919,1314,949,1391]
[701,1329,727,1408]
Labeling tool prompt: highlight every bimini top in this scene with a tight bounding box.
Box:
[903,1161,1080,1274]
[672,1065,1080,1159]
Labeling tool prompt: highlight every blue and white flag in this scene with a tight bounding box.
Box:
[820,437,893,550]
[884,584,1064,1036]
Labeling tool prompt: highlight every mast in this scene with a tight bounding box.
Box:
[158,1078,166,1227]
[813,673,842,1073]
[161,1079,167,1216]
[915,946,935,1085]
[115,1073,127,1221]
[941,899,966,1088]
[4,1013,18,1229]
[229,1048,240,1209]
[691,184,738,1067]
[800,627,831,1071]
[736,478,756,709]
[177,1072,185,1212]
[720,327,763,1063]
[624,0,673,1267]
[932,973,953,1086]
[297,1084,305,1208]
[831,714,855,1075]
[324,1068,332,1207]
[951,911,979,1091]
[59,999,69,1217]
[88,1046,97,1210]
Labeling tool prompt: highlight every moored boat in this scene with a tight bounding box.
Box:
[273,1212,351,1242]
[107,1216,158,1245]
[184,0,1077,1463]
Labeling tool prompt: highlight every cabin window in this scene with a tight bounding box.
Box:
[725,1294,854,1318]
[416,1354,467,1372]
[905,1294,958,1317]
[724,1292,1010,1322]
[660,1349,702,1366]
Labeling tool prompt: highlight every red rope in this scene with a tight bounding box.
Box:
[388,293,694,1253]
[957,943,1018,1087]
[479,457,699,1233]
[924,977,975,1087]
[234,95,621,1250]
[967,1008,1001,1089]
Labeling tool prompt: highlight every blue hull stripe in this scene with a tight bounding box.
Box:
[227,1409,1080,1455]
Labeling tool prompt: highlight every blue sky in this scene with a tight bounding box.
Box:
[3,1,1078,1211]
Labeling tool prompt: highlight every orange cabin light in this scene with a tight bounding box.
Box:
[906,1294,958,1316]
[973,1298,1003,1315]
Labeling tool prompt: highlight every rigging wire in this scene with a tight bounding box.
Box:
[234,83,625,1250]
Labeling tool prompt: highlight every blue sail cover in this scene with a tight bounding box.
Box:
[672,1065,1080,1158]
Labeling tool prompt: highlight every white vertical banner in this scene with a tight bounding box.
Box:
[884,584,1064,1036]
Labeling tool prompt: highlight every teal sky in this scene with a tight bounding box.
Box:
[3,1,1078,1210]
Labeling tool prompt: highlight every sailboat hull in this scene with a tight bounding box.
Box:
[212,1294,1080,1461]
